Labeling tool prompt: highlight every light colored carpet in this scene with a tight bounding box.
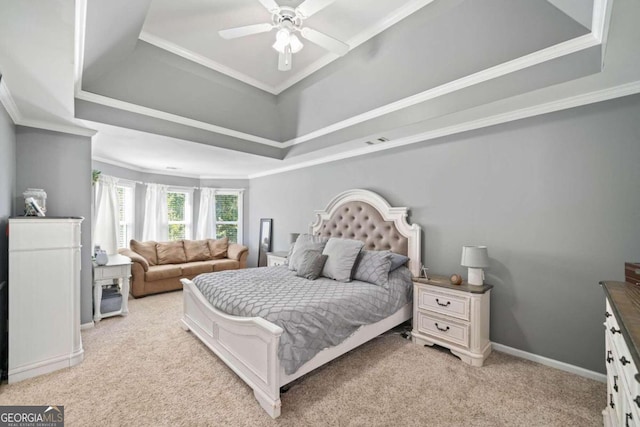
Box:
[0,291,604,426]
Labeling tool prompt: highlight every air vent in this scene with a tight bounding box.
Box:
[166,166,181,170]
[364,137,390,145]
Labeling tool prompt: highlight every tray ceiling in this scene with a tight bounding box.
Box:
[140,0,434,94]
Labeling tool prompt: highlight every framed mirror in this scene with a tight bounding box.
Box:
[257,218,273,267]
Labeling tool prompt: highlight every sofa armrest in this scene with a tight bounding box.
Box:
[118,248,149,272]
[227,243,248,262]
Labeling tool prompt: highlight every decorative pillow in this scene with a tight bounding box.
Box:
[353,250,393,288]
[183,239,211,262]
[288,234,328,271]
[156,241,187,264]
[207,237,229,259]
[295,250,328,280]
[130,239,158,266]
[321,238,364,282]
[389,253,410,271]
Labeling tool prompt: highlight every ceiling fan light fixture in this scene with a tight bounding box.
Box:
[289,34,304,53]
[272,28,290,53]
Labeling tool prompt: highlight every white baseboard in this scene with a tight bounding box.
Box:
[80,321,94,330]
[491,342,606,383]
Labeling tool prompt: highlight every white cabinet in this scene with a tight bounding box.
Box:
[93,254,131,322]
[8,217,84,383]
[412,278,492,367]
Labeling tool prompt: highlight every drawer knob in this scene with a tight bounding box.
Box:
[434,322,450,332]
[611,327,622,335]
[626,412,633,427]
[610,393,615,409]
[435,298,451,307]
[620,356,631,366]
[607,351,614,363]
[605,311,612,318]
[614,375,619,392]
[634,395,640,408]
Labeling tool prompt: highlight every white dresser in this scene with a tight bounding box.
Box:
[602,281,640,427]
[8,217,84,383]
[412,277,492,367]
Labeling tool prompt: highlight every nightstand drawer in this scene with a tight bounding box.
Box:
[94,264,129,280]
[417,312,469,348]
[418,287,470,321]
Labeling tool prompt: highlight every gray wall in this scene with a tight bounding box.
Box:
[0,102,16,286]
[92,161,250,245]
[249,94,640,373]
[16,127,93,325]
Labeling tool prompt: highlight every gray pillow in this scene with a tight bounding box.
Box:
[295,250,328,280]
[353,250,393,288]
[288,234,328,271]
[321,238,364,282]
[389,253,410,271]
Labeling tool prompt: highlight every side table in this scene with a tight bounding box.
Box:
[93,254,132,322]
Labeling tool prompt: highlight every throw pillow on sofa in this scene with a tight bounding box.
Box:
[208,237,229,259]
[183,239,212,262]
[157,241,187,264]
[130,240,158,266]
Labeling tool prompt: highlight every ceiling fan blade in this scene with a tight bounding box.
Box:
[219,23,273,39]
[258,0,280,13]
[296,0,337,18]
[300,27,349,56]
[278,47,292,71]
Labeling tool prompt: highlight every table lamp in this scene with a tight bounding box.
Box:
[461,246,489,286]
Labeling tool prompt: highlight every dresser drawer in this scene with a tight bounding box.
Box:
[417,287,470,321]
[416,312,469,348]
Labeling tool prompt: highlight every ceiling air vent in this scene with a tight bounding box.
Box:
[365,137,390,145]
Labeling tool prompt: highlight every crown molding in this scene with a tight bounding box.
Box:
[139,31,280,95]
[249,80,640,179]
[76,90,283,147]
[74,0,87,94]
[281,32,600,147]
[1,78,96,137]
[93,156,245,180]
[0,78,22,123]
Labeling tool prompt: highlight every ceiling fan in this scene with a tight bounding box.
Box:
[219,0,350,71]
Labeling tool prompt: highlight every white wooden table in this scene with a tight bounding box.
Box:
[93,254,131,322]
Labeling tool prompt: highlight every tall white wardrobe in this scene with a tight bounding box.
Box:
[8,217,84,383]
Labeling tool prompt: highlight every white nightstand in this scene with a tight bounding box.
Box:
[266,251,288,267]
[412,277,492,366]
[93,254,132,322]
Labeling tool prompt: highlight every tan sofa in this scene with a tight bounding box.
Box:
[118,237,248,298]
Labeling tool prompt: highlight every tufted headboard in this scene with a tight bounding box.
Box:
[310,189,422,277]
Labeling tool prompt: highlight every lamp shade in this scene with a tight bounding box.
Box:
[289,233,300,244]
[461,246,489,268]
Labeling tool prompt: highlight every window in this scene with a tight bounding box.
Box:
[167,188,193,241]
[214,190,243,243]
[116,182,135,248]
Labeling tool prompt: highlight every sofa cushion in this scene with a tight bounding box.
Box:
[145,265,182,282]
[207,237,229,259]
[208,259,239,272]
[157,241,187,265]
[130,240,158,266]
[182,261,215,276]
[183,239,211,262]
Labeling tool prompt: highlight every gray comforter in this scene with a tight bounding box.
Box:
[193,266,413,375]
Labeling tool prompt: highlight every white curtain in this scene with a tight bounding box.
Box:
[196,187,216,239]
[142,183,169,241]
[94,175,120,254]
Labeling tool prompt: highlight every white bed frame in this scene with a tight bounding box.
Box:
[181,189,422,418]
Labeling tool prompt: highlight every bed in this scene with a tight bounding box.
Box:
[180,189,422,418]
